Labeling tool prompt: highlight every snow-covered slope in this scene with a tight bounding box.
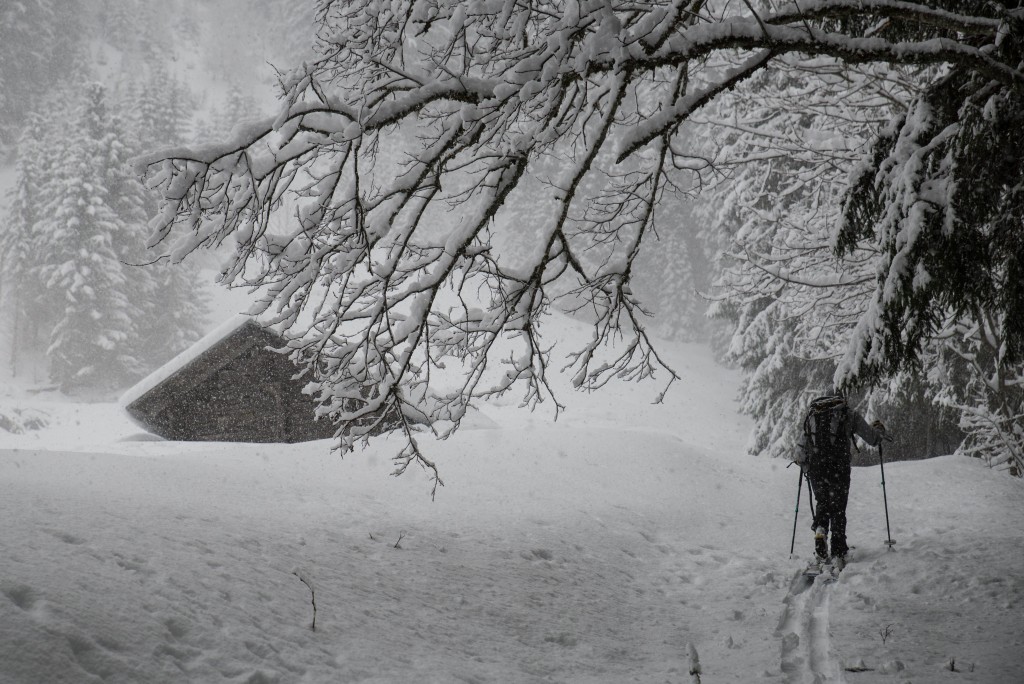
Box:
[0,320,1021,683]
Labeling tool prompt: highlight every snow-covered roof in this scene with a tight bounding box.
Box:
[117,313,348,444]
[119,313,254,410]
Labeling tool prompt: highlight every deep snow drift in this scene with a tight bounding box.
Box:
[1,323,1022,683]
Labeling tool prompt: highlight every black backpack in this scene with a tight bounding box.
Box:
[802,395,850,465]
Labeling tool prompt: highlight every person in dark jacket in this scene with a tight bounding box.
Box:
[798,390,889,566]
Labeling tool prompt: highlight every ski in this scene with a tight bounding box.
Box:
[802,559,827,578]
[802,556,845,582]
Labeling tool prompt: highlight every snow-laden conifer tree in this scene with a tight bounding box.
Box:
[1,114,53,376]
[125,67,210,367]
[42,84,141,391]
[0,0,83,147]
[130,65,194,155]
[838,56,1024,475]
[0,0,55,146]
[631,191,710,342]
[695,54,926,459]
[212,86,263,138]
[137,0,1024,483]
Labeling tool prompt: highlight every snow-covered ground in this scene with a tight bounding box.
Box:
[1,319,1022,683]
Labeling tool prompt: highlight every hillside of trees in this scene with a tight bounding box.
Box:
[0,0,310,393]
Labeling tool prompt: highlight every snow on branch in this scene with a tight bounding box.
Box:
[135,0,1021,482]
[731,249,875,289]
[767,0,1004,35]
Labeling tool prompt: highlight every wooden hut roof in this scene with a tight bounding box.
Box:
[121,315,271,415]
[120,315,336,443]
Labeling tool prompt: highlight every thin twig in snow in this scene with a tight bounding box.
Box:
[293,571,317,631]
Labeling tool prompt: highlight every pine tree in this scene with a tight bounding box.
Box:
[44,158,138,391]
[0,1,53,146]
[41,84,141,392]
[693,53,965,460]
[0,0,83,148]
[130,63,194,151]
[141,260,210,368]
[837,30,1024,475]
[632,192,709,342]
[1,114,52,376]
[213,86,262,138]
[124,69,209,367]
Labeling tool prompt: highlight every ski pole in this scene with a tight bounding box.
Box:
[789,465,803,556]
[879,441,895,549]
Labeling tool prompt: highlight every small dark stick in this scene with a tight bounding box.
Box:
[394,531,406,549]
[293,571,317,631]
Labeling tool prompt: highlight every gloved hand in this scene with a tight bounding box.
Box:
[872,420,895,442]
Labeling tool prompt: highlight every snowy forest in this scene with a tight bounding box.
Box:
[0,0,312,393]
[3,2,1024,682]
[1,0,1022,478]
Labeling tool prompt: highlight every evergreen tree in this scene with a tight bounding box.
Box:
[838,28,1024,474]
[1,114,52,376]
[1,4,213,387]
[0,0,83,148]
[213,86,262,138]
[0,0,54,147]
[41,84,141,391]
[130,63,195,151]
[694,52,965,460]
[106,104,162,369]
[632,192,709,342]
[44,159,138,391]
[140,260,210,368]
[123,68,209,366]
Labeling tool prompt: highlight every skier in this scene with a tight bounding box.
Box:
[798,389,889,568]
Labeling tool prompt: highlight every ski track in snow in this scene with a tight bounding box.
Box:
[778,571,842,684]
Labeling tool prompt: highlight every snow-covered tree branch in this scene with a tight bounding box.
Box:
[136,0,1024,477]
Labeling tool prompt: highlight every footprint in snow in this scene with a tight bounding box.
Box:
[1,582,37,611]
[47,529,86,545]
[163,617,189,640]
[543,632,578,648]
[112,552,153,576]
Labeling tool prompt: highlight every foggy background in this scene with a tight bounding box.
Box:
[0,0,713,399]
